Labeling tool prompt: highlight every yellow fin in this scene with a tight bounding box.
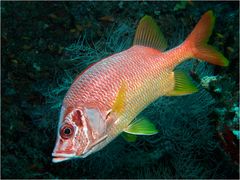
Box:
[124,117,158,135]
[167,71,198,96]
[112,81,127,115]
[133,15,168,51]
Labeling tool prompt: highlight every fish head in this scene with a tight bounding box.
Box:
[52,105,107,163]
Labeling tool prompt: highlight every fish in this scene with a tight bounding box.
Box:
[52,10,229,163]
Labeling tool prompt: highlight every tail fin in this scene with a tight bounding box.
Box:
[184,10,229,66]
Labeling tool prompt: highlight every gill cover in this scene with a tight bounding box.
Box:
[85,107,106,135]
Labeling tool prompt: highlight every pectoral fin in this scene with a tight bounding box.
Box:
[122,132,137,142]
[166,71,198,96]
[112,81,127,115]
[124,117,158,135]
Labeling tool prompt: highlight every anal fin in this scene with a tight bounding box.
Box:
[166,71,198,96]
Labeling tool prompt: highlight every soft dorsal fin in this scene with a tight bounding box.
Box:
[133,15,168,51]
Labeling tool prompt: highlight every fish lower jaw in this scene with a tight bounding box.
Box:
[52,157,71,163]
[52,152,76,163]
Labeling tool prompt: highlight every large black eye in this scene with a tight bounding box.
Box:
[60,124,74,139]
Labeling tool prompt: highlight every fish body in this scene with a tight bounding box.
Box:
[52,11,229,163]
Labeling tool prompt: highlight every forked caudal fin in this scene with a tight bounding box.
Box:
[184,10,229,66]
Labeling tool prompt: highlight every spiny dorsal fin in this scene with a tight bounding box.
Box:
[133,15,168,51]
[166,71,198,96]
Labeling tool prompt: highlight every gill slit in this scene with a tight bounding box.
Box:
[82,115,90,154]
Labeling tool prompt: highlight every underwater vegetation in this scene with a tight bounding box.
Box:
[1,1,239,179]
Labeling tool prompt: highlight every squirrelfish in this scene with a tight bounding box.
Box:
[52,11,229,163]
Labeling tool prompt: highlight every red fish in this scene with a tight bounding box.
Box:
[52,11,229,163]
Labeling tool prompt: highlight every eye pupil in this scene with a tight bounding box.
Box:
[64,128,71,135]
[60,124,74,139]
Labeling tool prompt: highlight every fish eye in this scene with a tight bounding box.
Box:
[64,128,71,135]
[60,124,74,139]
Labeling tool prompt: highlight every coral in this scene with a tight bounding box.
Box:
[201,76,218,90]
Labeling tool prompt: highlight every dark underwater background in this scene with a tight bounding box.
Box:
[1,1,239,179]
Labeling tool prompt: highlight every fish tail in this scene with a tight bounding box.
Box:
[184,10,229,66]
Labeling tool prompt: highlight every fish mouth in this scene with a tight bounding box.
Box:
[52,153,76,163]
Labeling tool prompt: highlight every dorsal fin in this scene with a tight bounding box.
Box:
[133,15,168,51]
